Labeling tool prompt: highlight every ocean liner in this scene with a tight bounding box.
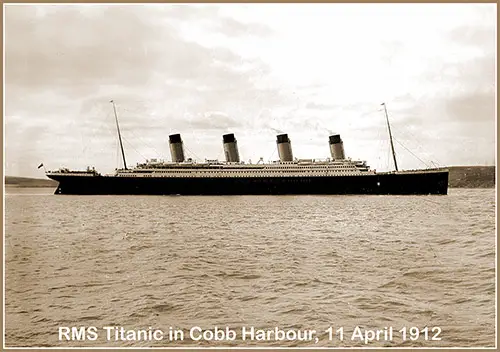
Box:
[45,102,449,195]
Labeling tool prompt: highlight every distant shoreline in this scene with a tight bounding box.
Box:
[5,184,56,188]
[5,165,495,189]
[5,176,58,188]
[447,165,495,188]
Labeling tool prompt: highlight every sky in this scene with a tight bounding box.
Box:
[5,3,497,177]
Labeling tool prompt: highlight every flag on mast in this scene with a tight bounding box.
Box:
[37,163,44,169]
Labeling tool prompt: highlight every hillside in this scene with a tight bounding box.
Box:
[5,176,58,188]
[4,166,495,188]
[448,166,495,188]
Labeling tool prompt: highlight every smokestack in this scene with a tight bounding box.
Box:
[223,133,240,162]
[276,134,293,162]
[329,134,345,160]
[169,133,185,162]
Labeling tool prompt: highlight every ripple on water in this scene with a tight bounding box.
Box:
[4,188,496,347]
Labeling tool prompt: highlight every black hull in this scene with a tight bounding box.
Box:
[48,171,449,195]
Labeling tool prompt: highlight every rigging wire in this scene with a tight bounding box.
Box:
[99,109,120,169]
[116,137,119,170]
[127,128,163,159]
[267,145,277,162]
[78,106,116,169]
[121,136,147,164]
[392,137,432,169]
[106,101,443,171]
[378,104,445,170]
[386,138,391,171]
[183,144,202,162]
[187,129,206,161]
[113,106,164,158]
[370,106,390,171]
[391,125,445,168]
[217,145,223,161]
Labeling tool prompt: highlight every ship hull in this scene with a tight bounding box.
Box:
[48,171,449,195]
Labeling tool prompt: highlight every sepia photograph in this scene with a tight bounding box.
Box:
[4,2,496,348]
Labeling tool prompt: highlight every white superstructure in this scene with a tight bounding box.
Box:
[113,158,374,178]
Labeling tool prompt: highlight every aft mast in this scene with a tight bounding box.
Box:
[381,102,398,172]
[110,100,128,170]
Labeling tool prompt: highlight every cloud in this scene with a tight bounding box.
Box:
[410,42,495,128]
[449,25,496,53]
[6,6,162,90]
[5,4,290,175]
[5,4,496,176]
[5,5,277,104]
[211,17,273,37]
[305,102,339,110]
[445,90,495,123]
[186,111,245,131]
[162,4,220,20]
[267,127,285,135]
